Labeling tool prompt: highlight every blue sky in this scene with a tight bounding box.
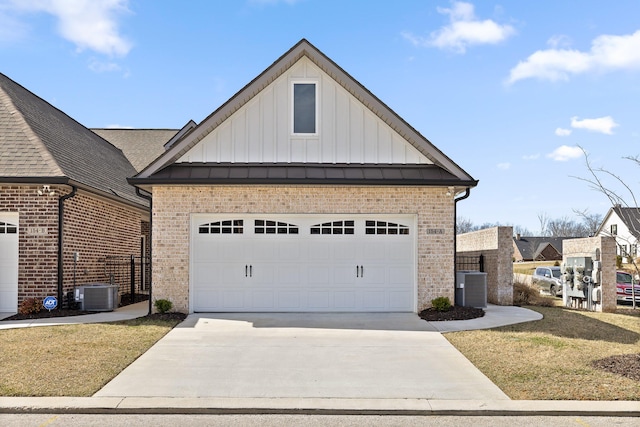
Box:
[1,0,639,233]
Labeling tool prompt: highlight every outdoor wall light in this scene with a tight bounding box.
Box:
[37,185,55,196]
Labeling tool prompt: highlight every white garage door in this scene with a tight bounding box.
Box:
[191,214,415,312]
[0,213,19,313]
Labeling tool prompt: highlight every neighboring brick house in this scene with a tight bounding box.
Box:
[130,39,479,313]
[595,204,640,260]
[0,73,159,313]
[512,235,571,262]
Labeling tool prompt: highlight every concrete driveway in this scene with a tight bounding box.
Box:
[95,313,509,400]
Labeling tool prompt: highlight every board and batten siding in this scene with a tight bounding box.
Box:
[177,57,431,165]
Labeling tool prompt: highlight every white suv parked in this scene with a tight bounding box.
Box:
[532,266,563,297]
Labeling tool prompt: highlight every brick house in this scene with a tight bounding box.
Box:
[130,39,478,313]
[512,235,571,262]
[0,73,159,313]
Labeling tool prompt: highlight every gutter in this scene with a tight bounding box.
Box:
[136,187,153,316]
[58,185,77,307]
[453,188,472,301]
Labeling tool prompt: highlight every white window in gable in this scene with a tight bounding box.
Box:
[198,220,243,234]
[292,82,317,134]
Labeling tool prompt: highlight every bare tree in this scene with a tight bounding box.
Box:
[537,212,550,236]
[575,146,639,309]
[456,216,476,234]
[573,208,603,236]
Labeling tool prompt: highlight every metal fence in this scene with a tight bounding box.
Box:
[456,254,484,272]
[104,255,150,304]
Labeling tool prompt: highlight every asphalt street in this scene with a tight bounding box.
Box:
[1,414,638,427]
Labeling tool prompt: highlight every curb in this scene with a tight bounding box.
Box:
[1,397,639,416]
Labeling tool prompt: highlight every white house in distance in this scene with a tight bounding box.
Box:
[596,205,640,261]
[129,39,478,314]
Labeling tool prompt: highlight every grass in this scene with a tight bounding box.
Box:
[513,260,558,275]
[445,306,640,400]
[0,316,181,396]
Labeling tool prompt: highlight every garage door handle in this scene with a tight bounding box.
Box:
[356,265,364,278]
[245,265,248,277]
[250,265,253,277]
[360,265,364,278]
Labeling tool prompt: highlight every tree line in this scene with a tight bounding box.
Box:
[457,209,603,238]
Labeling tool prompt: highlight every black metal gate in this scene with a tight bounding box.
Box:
[456,254,484,272]
[104,255,150,305]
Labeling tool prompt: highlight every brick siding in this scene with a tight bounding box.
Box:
[1,184,148,307]
[456,226,514,305]
[151,185,455,313]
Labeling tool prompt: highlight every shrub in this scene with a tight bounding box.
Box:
[616,255,623,268]
[553,260,560,266]
[154,299,173,314]
[513,281,555,307]
[19,297,43,315]
[431,296,452,312]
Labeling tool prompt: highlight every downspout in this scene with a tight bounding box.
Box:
[58,185,77,307]
[136,187,153,316]
[453,188,471,303]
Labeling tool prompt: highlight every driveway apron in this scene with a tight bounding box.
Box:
[94,313,509,400]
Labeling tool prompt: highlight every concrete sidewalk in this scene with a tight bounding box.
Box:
[1,396,638,416]
[0,301,149,329]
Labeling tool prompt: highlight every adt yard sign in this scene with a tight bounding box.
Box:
[43,296,57,311]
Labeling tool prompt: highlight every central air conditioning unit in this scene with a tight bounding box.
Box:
[455,271,487,308]
[74,284,119,311]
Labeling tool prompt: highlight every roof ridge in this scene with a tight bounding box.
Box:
[0,82,64,177]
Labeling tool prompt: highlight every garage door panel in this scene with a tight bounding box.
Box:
[389,291,413,310]
[363,291,386,310]
[334,291,357,309]
[308,265,331,285]
[251,291,274,309]
[0,214,18,312]
[388,266,413,285]
[191,215,415,312]
[278,291,301,309]
[361,265,386,285]
[193,290,219,310]
[277,265,303,285]
[222,290,245,309]
[307,291,330,309]
[333,265,357,285]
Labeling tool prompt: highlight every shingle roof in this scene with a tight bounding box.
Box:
[0,73,146,207]
[513,236,573,260]
[91,128,178,172]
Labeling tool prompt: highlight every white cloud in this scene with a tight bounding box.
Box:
[402,1,515,54]
[547,145,583,162]
[507,29,640,84]
[88,58,121,73]
[7,0,132,57]
[497,162,511,170]
[555,128,572,137]
[570,116,619,135]
[522,154,540,160]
